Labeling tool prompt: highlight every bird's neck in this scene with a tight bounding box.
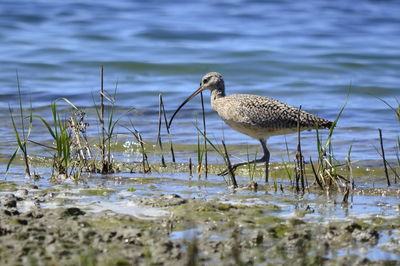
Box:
[211,89,225,101]
[211,89,225,110]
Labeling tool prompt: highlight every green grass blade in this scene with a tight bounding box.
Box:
[16,70,26,140]
[56,97,79,110]
[31,114,56,139]
[9,109,24,149]
[195,125,223,157]
[375,96,400,122]
[6,147,20,174]
[51,102,59,140]
[324,91,349,149]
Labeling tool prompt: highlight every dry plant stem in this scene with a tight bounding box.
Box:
[386,162,399,184]
[69,110,92,172]
[69,115,86,161]
[157,94,166,167]
[125,122,151,173]
[346,146,354,189]
[160,95,176,163]
[189,157,193,177]
[218,140,269,182]
[137,132,151,173]
[295,106,305,193]
[374,144,399,183]
[310,157,324,190]
[284,137,293,185]
[222,140,237,188]
[200,92,208,178]
[379,128,391,186]
[377,146,399,184]
[342,183,350,204]
[160,154,166,168]
[305,159,309,191]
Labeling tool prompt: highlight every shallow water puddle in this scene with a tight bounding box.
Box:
[2,170,399,221]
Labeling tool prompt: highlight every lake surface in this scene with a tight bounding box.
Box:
[0,0,399,163]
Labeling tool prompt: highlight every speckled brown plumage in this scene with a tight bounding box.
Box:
[169,72,333,182]
[211,93,332,140]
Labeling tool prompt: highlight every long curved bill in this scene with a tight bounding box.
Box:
[168,86,206,128]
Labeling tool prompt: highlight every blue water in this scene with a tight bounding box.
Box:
[0,0,399,163]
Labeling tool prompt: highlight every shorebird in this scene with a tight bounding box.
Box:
[169,72,332,182]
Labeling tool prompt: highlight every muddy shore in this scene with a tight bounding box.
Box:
[1,180,399,266]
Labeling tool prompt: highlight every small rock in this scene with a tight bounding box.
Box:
[24,211,43,219]
[344,222,362,233]
[3,199,17,208]
[44,192,56,199]
[165,194,182,199]
[161,240,174,252]
[62,207,86,217]
[20,200,41,212]
[254,231,263,245]
[15,189,29,198]
[287,218,306,227]
[3,209,20,216]
[16,219,28,225]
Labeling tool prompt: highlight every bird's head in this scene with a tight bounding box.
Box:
[199,72,225,92]
[168,72,225,128]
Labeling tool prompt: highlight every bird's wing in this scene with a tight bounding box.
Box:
[222,94,331,130]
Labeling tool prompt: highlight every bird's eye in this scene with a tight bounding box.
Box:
[203,78,209,84]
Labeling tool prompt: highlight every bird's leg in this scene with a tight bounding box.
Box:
[218,139,270,182]
[259,139,270,183]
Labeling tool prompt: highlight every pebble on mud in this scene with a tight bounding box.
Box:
[62,207,86,217]
[15,189,29,198]
[1,194,17,208]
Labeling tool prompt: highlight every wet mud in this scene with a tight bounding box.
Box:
[0,180,399,265]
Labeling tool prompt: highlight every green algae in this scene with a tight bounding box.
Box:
[40,188,61,195]
[0,181,18,191]
[255,216,284,226]
[89,215,154,229]
[172,201,232,224]
[80,188,116,196]
[268,223,291,238]
[170,200,285,233]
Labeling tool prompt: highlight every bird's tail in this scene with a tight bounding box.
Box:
[317,118,333,129]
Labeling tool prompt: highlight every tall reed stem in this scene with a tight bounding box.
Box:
[160,95,176,163]
[222,140,237,188]
[378,128,391,186]
[295,106,305,193]
[157,94,166,167]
